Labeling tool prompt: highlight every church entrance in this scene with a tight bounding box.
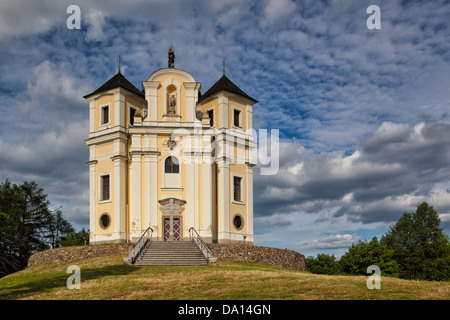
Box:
[159,197,186,241]
[164,218,181,241]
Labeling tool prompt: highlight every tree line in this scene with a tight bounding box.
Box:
[0,180,89,278]
[306,202,450,281]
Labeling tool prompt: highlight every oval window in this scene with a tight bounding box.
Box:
[99,213,111,229]
[233,215,243,230]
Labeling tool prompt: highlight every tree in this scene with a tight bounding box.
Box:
[0,179,75,277]
[0,210,22,277]
[382,202,450,281]
[46,209,75,249]
[339,237,399,277]
[62,228,90,247]
[305,253,341,275]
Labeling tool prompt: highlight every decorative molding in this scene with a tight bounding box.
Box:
[86,130,128,145]
[147,68,196,82]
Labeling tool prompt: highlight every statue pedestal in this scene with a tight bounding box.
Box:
[163,114,182,122]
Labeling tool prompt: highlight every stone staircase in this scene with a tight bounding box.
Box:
[133,240,208,266]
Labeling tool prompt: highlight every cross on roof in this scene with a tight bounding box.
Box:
[222,58,226,75]
[117,55,122,73]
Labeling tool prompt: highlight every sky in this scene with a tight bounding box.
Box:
[1,0,450,258]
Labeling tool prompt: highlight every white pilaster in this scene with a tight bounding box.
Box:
[217,160,230,242]
[246,165,254,242]
[142,81,160,124]
[149,154,158,231]
[184,82,201,123]
[200,131,213,240]
[246,103,253,130]
[218,95,229,130]
[130,154,142,241]
[185,157,195,235]
[144,155,150,231]
[113,157,126,240]
[89,100,95,133]
[114,92,125,128]
[89,161,97,243]
[201,160,213,240]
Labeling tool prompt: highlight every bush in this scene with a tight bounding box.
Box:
[306,253,341,275]
[339,237,399,277]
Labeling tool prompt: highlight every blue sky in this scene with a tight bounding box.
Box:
[1,0,450,258]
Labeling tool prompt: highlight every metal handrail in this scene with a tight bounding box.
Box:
[188,227,216,263]
[129,227,153,264]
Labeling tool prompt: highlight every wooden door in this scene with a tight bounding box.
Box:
[164,218,181,241]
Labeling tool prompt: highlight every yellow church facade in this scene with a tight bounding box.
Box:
[84,50,257,245]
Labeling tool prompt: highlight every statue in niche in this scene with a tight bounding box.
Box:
[168,94,176,114]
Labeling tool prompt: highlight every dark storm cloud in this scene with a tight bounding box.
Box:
[254,121,450,224]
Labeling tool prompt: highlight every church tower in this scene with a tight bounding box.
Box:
[84,50,258,245]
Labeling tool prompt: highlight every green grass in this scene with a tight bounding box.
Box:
[0,254,449,300]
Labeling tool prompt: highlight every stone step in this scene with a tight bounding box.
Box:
[137,257,205,261]
[147,244,198,248]
[136,258,207,264]
[142,249,202,254]
[132,240,208,266]
[138,261,207,265]
[142,252,202,256]
[144,247,200,251]
[139,252,205,257]
[138,256,205,260]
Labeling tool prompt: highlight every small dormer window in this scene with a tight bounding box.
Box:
[101,106,109,125]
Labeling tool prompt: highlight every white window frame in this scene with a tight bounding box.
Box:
[232,106,243,129]
[98,172,112,203]
[99,104,111,128]
[162,155,182,190]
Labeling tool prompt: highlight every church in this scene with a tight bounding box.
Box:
[84,49,258,245]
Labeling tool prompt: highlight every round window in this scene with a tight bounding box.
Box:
[233,214,244,230]
[99,213,111,230]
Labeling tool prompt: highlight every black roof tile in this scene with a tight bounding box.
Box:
[198,74,258,104]
[84,70,144,99]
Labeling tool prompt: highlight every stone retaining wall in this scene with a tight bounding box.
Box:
[27,243,305,271]
[27,243,133,267]
[208,244,305,271]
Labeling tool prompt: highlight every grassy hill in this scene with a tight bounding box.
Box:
[0,253,449,300]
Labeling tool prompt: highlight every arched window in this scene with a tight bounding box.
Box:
[165,156,179,173]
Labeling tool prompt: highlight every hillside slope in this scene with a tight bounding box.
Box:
[1,253,449,300]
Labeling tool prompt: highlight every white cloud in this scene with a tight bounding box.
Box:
[296,234,361,250]
[263,0,296,22]
[254,215,292,228]
[27,60,91,108]
[0,0,65,39]
[85,9,106,42]
[255,120,450,227]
